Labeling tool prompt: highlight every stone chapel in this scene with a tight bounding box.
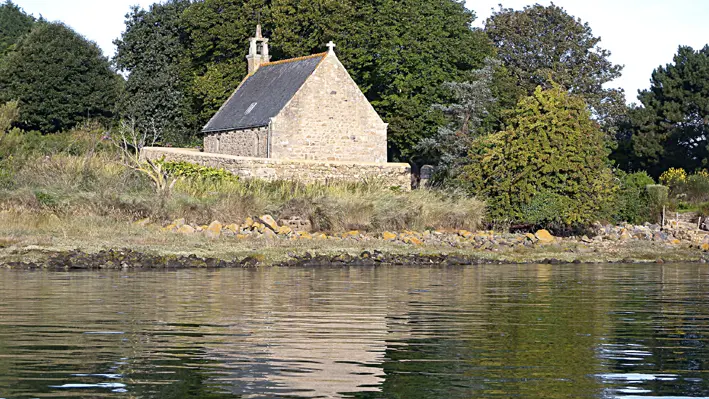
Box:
[202,26,389,163]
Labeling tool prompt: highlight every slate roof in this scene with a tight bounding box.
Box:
[202,53,327,133]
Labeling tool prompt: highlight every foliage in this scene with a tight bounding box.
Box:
[646,185,669,221]
[113,0,194,145]
[0,22,121,133]
[415,59,498,180]
[659,167,687,191]
[117,0,494,158]
[484,4,625,133]
[159,160,236,182]
[0,1,35,57]
[0,100,19,133]
[616,46,709,175]
[613,171,655,224]
[686,170,709,203]
[459,85,615,226]
[0,143,485,232]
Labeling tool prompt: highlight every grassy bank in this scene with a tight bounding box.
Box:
[0,127,485,233]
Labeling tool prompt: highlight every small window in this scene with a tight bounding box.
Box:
[245,102,258,115]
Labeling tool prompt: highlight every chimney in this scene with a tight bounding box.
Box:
[246,24,271,74]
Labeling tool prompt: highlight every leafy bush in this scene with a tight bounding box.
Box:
[659,167,687,193]
[614,171,655,224]
[686,170,709,203]
[646,185,669,222]
[460,85,616,226]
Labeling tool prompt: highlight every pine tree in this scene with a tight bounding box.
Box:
[616,45,709,176]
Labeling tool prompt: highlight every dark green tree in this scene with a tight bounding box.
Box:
[460,85,616,226]
[615,45,709,177]
[484,4,625,133]
[0,22,121,133]
[182,0,493,160]
[114,0,194,145]
[0,1,35,58]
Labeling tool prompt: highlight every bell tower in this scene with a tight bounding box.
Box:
[246,24,271,74]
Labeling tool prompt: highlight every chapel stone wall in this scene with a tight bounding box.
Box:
[204,127,268,158]
[270,54,388,163]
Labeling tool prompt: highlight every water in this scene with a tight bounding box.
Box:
[0,264,708,398]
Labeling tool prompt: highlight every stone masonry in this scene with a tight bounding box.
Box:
[269,54,388,163]
[142,147,411,190]
[203,126,268,158]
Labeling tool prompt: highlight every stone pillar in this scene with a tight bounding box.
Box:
[419,165,435,188]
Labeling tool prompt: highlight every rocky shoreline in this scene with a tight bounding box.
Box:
[3,246,709,271]
[3,215,709,271]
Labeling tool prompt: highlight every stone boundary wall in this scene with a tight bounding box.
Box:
[142,147,412,190]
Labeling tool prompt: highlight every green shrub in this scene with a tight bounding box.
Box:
[646,185,669,222]
[460,85,616,226]
[614,171,655,224]
[686,171,709,203]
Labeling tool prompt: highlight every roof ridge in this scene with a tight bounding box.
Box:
[260,52,327,67]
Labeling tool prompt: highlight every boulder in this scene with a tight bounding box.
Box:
[258,215,279,231]
[382,231,398,241]
[535,230,555,244]
[277,225,293,235]
[173,218,186,228]
[225,224,239,233]
[205,221,222,239]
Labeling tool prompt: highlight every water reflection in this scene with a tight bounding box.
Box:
[0,264,708,398]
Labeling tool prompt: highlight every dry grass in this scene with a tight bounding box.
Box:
[0,128,486,233]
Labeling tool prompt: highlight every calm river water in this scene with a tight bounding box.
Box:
[1,264,708,398]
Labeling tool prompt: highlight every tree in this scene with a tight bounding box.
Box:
[114,0,194,145]
[0,1,35,58]
[0,22,121,133]
[484,4,625,132]
[415,59,498,181]
[615,45,709,177]
[460,85,615,226]
[137,0,493,158]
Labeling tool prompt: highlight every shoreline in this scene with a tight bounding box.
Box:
[2,213,708,270]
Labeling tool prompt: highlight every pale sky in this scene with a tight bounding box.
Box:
[10,0,709,103]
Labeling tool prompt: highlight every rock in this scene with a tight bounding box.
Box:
[670,239,682,245]
[459,230,474,239]
[525,233,538,242]
[244,217,255,228]
[263,229,277,238]
[177,225,195,235]
[205,221,223,239]
[342,231,360,239]
[402,236,423,246]
[581,235,593,244]
[700,243,709,252]
[535,229,555,244]
[236,234,249,240]
[162,224,177,232]
[258,215,279,231]
[315,233,328,240]
[173,218,186,228]
[382,231,398,241]
[225,224,239,233]
[277,225,293,235]
[297,231,313,240]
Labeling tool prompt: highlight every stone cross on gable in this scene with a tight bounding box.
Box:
[326,41,336,54]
